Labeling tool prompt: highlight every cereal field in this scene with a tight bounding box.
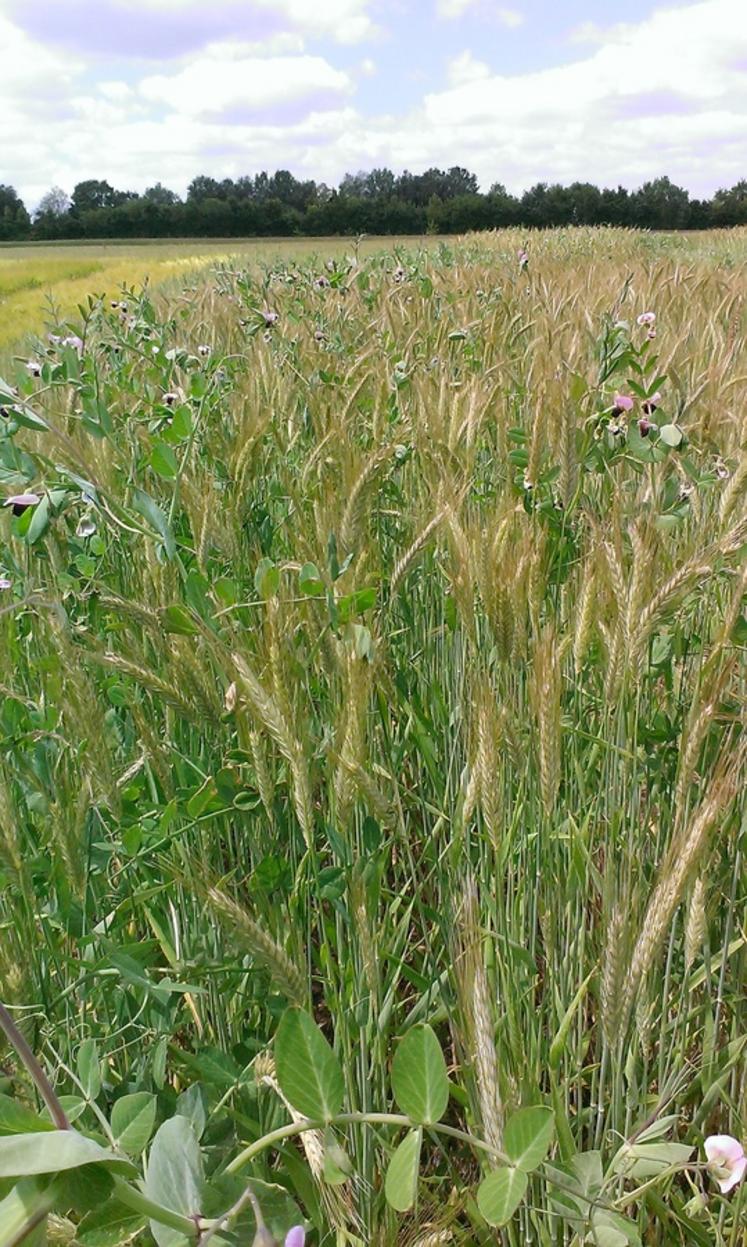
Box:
[0,238,430,351]
[0,227,745,1246]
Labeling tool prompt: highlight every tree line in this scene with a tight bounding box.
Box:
[1,168,746,241]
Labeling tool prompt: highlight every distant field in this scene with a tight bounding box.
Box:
[2,228,746,355]
[0,236,432,352]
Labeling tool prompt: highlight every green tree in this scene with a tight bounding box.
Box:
[630,176,691,229]
[711,180,747,226]
[143,183,181,206]
[0,184,31,240]
[71,179,129,214]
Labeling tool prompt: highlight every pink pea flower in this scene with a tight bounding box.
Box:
[262,310,279,327]
[25,360,42,377]
[612,393,634,414]
[704,1135,747,1194]
[4,493,40,517]
[518,248,529,269]
[313,276,330,290]
[637,311,656,325]
[638,417,657,437]
[197,344,210,357]
[0,577,12,590]
[285,1229,305,1247]
[641,391,662,415]
[162,391,180,407]
[63,335,84,353]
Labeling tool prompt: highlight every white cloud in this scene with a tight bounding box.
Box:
[447,51,491,86]
[437,0,474,14]
[140,51,352,118]
[497,8,524,28]
[567,20,607,45]
[0,0,746,209]
[0,15,80,95]
[245,0,378,44]
[134,0,377,43]
[2,0,378,57]
[420,0,747,190]
[99,81,133,102]
[437,0,523,25]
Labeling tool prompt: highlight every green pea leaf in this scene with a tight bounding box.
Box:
[299,562,324,596]
[504,1106,555,1172]
[0,1132,127,1178]
[26,495,51,545]
[384,1128,422,1212]
[131,488,176,559]
[0,1096,53,1136]
[322,1129,353,1186]
[111,1092,157,1156]
[144,1116,204,1247]
[0,1179,56,1246]
[476,1166,528,1227]
[149,442,179,480]
[255,557,280,600]
[76,1200,146,1247]
[658,424,683,448]
[275,1008,344,1122]
[55,1163,115,1215]
[77,1038,101,1101]
[391,1024,449,1125]
[611,1140,694,1179]
[176,1085,208,1141]
[161,605,199,635]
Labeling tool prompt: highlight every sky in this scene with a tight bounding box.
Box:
[1,0,745,209]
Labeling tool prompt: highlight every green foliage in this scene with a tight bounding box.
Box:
[391,1024,450,1125]
[144,1117,204,1246]
[0,1133,125,1178]
[503,1106,555,1172]
[274,1008,345,1122]
[110,1092,157,1155]
[384,1128,422,1212]
[0,231,743,1245]
[477,1167,529,1227]
[3,170,747,245]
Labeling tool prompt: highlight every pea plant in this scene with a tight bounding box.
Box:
[1,1001,725,1246]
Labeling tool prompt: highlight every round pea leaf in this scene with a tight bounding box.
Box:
[275,1008,344,1122]
[385,1128,422,1212]
[658,424,683,448]
[477,1166,528,1227]
[111,1092,157,1156]
[391,1024,449,1125]
[503,1106,555,1172]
